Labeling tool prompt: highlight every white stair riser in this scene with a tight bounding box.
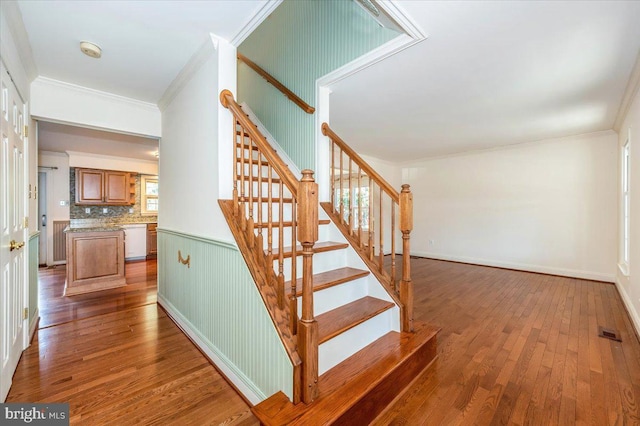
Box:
[295,277,369,317]
[271,248,347,281]
[318,307,397,375]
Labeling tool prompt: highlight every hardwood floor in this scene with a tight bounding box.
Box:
[374,257,640,425]
[7,257,640,424]
[38,260,158,328]
[7,260,257,425]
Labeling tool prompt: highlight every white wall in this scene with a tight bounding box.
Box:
[31,77,161,138]
[160,35,235,241]
[38,151,70,265]
[403,131,618,281]
[616,84,640,335]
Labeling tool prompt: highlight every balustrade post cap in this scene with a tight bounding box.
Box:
[301,169,315,182]
[219,89,234,107]
[401,184,411,192]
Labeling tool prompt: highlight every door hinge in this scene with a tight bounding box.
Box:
[23,308,28,320]
[24,217,29,228]
[24,125,28,138]
[28,183,32,199]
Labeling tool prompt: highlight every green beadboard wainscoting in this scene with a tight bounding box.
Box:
[157,229,293,402]
[28,232,39,326]
[238,0,398,171]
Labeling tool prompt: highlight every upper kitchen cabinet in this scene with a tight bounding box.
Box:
[76,168,135,205]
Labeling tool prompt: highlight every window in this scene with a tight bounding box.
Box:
[141,175,158,215]
[622,139,630,268]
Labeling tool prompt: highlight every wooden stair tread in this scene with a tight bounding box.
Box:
[255,219,330,229]
[252,321,440,426]
[236,174,281,183]
[285,267,370,297]
[317,296,394,344]
[239,197,293,203]
[237,157,270,166]
[235,142,260,151]
[268,241,348,259]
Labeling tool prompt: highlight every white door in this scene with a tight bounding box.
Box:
[0,62,27,402]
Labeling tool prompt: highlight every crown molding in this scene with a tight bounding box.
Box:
[614,49,640,132]
[378,0,426,41]
[33,76,159,111]
[230,0,283,47]
[398,129,616,166]
[0,1,38,82]
[158,36,218,112]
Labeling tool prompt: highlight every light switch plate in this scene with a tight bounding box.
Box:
[102,208,108,214]
[85,208,90,214]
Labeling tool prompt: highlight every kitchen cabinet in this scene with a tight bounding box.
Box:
[76,168,136,205]
[64,227,126,295]
[147,223,157,259]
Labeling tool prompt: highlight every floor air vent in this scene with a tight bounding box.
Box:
[598,326,621,342]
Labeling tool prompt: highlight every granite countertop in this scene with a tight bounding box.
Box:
[64,225,124,233]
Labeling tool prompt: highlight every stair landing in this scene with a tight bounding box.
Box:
[252,321,440,426]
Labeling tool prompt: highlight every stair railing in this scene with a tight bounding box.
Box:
[237,53,315,114]
[321,123,414,332]
[220,90,319,403]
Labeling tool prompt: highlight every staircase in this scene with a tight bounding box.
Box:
[219,90,439,425]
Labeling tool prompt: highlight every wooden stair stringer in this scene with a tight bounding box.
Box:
[321,202,402,307]
[252,321,440,426]
[218,199,302,393]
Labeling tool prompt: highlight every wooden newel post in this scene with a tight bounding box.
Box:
[297,169,319,403]
[399,184,414,332]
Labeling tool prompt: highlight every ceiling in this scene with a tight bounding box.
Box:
[16,0,269,104]
[12,1,640,163]
[15,0,269,158]
[38,122,159,161]
[330,0,640,162]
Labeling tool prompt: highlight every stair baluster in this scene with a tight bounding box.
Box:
[220,89,319,403]
[321,122,415,332]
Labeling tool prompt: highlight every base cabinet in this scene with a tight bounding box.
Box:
[147,223,157,259]
[65,229,126,295]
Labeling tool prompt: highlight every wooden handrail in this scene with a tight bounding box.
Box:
[322,123,399,202]
[221,88,320,402]
[220,90,299,195]
[322,122,414,332]
[238,53,315,115]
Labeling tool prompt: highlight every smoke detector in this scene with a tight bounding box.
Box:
[80,41,102,59]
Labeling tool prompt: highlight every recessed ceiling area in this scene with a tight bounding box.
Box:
[38,121,159,161]
[330,0,640,162]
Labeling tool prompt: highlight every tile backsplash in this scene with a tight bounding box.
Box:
[69,168,157,227]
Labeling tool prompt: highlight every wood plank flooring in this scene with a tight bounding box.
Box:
[38,260,158,328]
[7,257,640,425]
[373,257,640,425]
[7,261,256,425]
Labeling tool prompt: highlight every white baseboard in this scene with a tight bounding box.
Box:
[614,277,640,339]
[157,295,264,405]
[28,309,39,341]
[411,251,615,283]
